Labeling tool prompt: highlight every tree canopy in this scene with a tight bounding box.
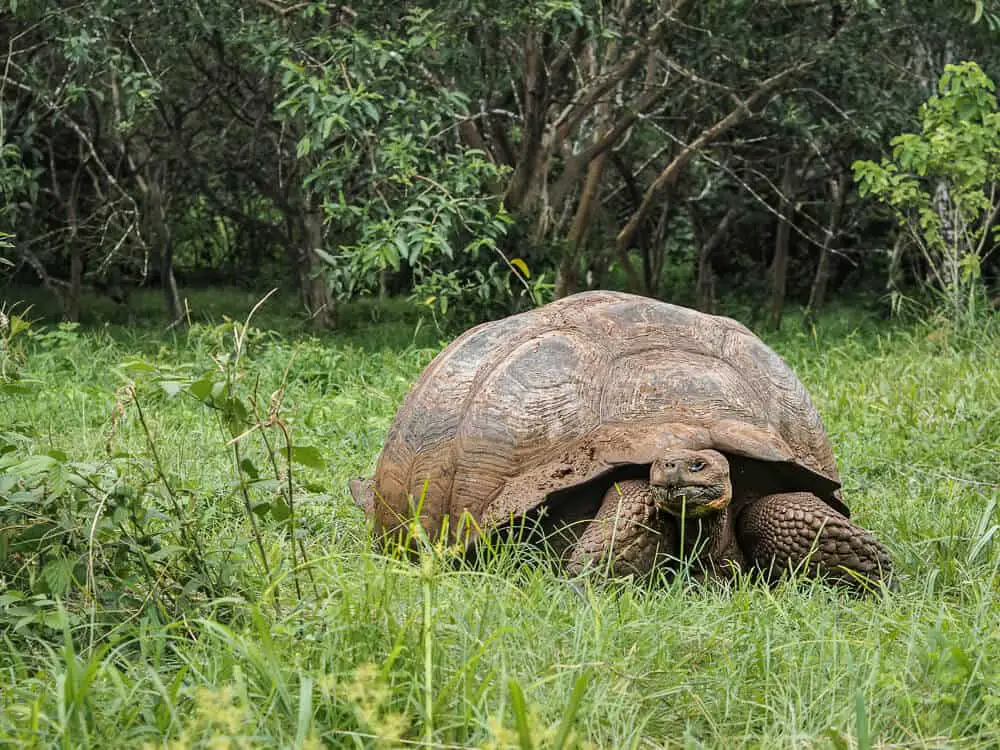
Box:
[2,0,999,326]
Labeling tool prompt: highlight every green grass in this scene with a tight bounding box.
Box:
[1,287,998,749]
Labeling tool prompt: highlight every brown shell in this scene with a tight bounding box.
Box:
[358,291,844,548]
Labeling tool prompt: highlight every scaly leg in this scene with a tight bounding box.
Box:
[565,480,676,577]
[737,492,893,590]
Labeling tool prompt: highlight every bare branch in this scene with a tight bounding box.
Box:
[975,183,1000,259]
[616,60,812,254]
[253,0,312,17]
[503,30,549,211]
[551,1,690,148]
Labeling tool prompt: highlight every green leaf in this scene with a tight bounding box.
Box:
[361,100,379,122]
[220,396,250,436]
[188,376,229,407]
[855,689,871,750]
[119,359,158,374]
[189,376,216,402]
[321,115,335,140]
[290,445,325,469]
[40,558,76,596]
[240,458,260,480]
[311,245,339,265]
[148,545,188,563]
[11,454,59,476]
[250,478,282,493]
[296,135,312,158]
[295,675,313,748]
[510,257,531,279]
[271,498,291,522]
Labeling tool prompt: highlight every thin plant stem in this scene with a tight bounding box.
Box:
[422,561,434,746]
[233,439,280,614]
[130,387,209,574]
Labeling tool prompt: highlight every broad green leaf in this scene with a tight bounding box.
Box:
[40,558,75,596]
[240,458,260,480]
[311,246,339,265]
[290,445,325,469]
[296,134,312,158]
[11,454,59,476]
[189,376,216,402]
[270,498,291,522]
[119,359,158,374]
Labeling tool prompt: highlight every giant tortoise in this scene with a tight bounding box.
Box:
[350,291,892,590]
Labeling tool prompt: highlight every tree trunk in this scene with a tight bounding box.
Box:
[145,179,183,324]
[161,236,182,324]
[65,180,82,323]
[585,253,607,289]
[642,203,669,296]
[296,209,334,327]
[503,30,548,214]
[66,247,83,323]
[804,171,848,324]
[804,241,833,324]
[886,232,907,308]
[768,155,797,330]
[695,207,736,313]
[640,228,654,296]
[556,148,610,299]
[608,152,645,292]
[554,256,579,299]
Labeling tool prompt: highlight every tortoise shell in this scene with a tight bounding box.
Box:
[356,291,845,549]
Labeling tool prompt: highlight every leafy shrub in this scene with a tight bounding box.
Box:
[854,61,1000,330]
[0,303,323,635]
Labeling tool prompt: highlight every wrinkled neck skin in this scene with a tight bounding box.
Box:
[677,508,732,559]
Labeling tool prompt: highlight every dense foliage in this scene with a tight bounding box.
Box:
[854,61,1000,329]
[2,1,999,325]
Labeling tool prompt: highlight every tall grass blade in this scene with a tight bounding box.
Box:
[552,671,590,750]
[507,678,535,750]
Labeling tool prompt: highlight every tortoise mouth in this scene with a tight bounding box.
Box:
[652,484,729,517]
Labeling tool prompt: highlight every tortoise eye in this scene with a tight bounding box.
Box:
[689,460,706,472]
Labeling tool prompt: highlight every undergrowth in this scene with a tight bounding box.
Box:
[0,288,997,749]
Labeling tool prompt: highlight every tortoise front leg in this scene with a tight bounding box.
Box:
[736,492,893,590]
[565,480,676,578]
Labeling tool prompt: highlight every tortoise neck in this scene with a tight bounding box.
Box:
[679,508,732,558]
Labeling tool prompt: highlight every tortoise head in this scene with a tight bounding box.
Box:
[649,448,732,518]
